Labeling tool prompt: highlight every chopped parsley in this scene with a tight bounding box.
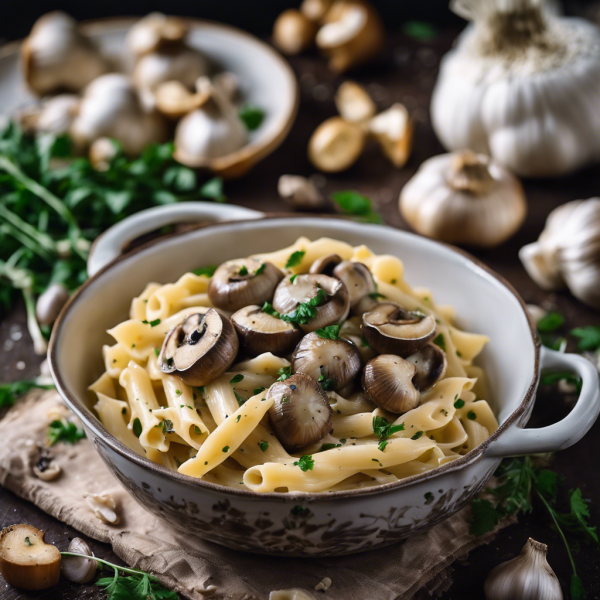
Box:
[454,398,465,409]
[222,446,230,453]
[262,302,280,318]
[234,390,247,406]
[132,418,142,438]
[373,416,405,451]
[281,395,291,404]
[361,335,371,348]
[192,265,217,277]
[235,415,241,423]
[160,419,174,434]
[154,348,160,357]
[254,263,266,275]
[315,324,340,340]
[24,537,33,546]
[259,441,269,452]
[467,411,477,420]
[368,292,385,300]
[47,420,86,446]
[239,104,265,131]
[290,274,298,283]
[141,318,161,327]
[294,455,314,471]
[253,386,266,395]
[276,366,292,381]
[411,431,424,440]
[194,426,202,435]
[230,374,244,384]
[537,311,565,333]
[432,333,446,351]
[318,369,333,390]
[238,265,249,276]
[320,443,342,451]
[281,288,328,325]
[372,458,383,467]
[285,250,305,269]
[175,389,181,396]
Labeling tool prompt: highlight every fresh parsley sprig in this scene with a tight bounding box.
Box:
[315,325,340,340]
[373,416,405,452]
[47,419,86,446]
[0,380,55,408]
[330,191,383,224]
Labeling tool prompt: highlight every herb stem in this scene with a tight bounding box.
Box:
[60,552,159,580]
[0,204,57,255]
[22,286,47,355]
[0,223,53,263]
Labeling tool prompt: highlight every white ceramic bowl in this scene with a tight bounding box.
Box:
[49,210,600,556]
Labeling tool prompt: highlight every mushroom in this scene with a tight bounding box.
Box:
[334,81,376,125]
[315,0,384,73]
[159,309,239,386]
[362,354,420,414]
[154,80,210,119]
[361,303,436,357]
[308,116,365,172]
[18,95,80,135]
[212,72,240,102]
[369,103,413,168]
[291,332,362,390]
[340,332,376,363]
[83,492,120,525]
[61,538,96,584]
[406,343,447,392]
[273,10,317,55]
[309,253,342,276]
[126,13,188,57]
[332,260,375,308]
[278,175,328,211]
[301,0,334,22]
[272,274,350,333]
[0,524,61,590]
[22,11,109,96]
[267,373,333,450]
[69,74,167,156]
[208,259,284,312]
[35,283,70,327]
[351,294,378,317]
[32,447,61,482]
[232,305,302,356]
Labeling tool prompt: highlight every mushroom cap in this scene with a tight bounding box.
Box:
[362,302,436,357]
[291,332,362,390]
[272,274,350,333]
[208,259,284,312]
[232,305,302,356]
[308,117,365,172]
[332,260,375,307]
[158,309,239,386]
[406,343,447,392]
[362,354,420,414]
[126,13,189,56]
[309,253,343,276]
[272,9,317,55]
[267,373,333,450]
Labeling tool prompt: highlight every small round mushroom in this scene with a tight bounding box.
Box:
[340,332,376,363]
[308,117,365,172]
[158,309,239,386]
[362,354,420,414]
[32,448,61,482]
[334,81,376,125]
[232,305,302,356]
[36,283,70,327]
[332,260,375,308]
[273,9,317,55]
[18,94,80,135]
[309,253,342,276]
[272,274,350,333]
[61,538,96,584]
[267,373,333,450]
[362,302,436,357]
[406,343,447,392]
[291,332,362,390]
[301,0,334,22]
[208,259,284,312]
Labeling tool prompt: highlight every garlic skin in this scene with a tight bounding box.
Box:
[520,198,600,309]
[431,0,600,177]
[61,538,97,584]
[400,150,526,248]
[484,538,563,600]
[22,11,109,96]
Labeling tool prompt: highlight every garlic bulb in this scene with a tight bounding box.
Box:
[70,74,167,156]
[520,198,600,309]
[431,0,600,177]
[22,11,109,96]
[400,150,527,247]
[61,538,97,584]
[174,78,247,167]
[18,95,80,135]
[484,538,563,600]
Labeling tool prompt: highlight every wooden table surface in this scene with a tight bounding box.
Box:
[2,22,600,600]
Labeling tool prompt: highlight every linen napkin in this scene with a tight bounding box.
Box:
[0,392,513,600]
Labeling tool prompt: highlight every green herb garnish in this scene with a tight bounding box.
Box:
[0,380,54,408]
[293,455,314,472]
[47,420,86,446]
[280,288,328,325]
[230,374,244,384]
[238,104,265,131]
[571,326,600,352]
[411,431,424,440]
[540,370,583,394]
[132,418,142,438]
[432,333,446,352]
[276,366,292,381]
[330,190,383,224]
[259,441,269,452]
[315,325,340,340]
[373,416,405,452]
[192,265,217,277]
[537,311,565,332]
[238,265,248,276]
[142,319,161,327]
[285,250,305,269]
[320,443,342,451]
[254,263,266,275]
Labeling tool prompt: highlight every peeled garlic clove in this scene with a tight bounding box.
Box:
[83,492,120,525]
[315,0,384,73]
[61,537,96,584]
[154,80,210,119]
[278,175,327,210]
[520,198,600,309]
[484,538,563,600]
[126,13,188,56]
[273,9,317,55]
[334,81,376,125]
[18,95,80,135]
[308,116,365,172]
[400,150,527,248]
[22,11,109,96]
[369,103,413,167]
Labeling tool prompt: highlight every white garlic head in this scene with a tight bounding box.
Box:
[22,11,109,96]
[400,150,527,247]
[431,0,600,177]
[61,537,97,584]
[83,492,120,524]
[520,198,600,309]
[484,538,563,600]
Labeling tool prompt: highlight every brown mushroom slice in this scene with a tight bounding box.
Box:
[340,332,376,363]
[332,260,375,308]
[272,274,350,333]
[208,259,284,312]
[267,373,333,451]
[309,253,343,276]
[159,309,239,386]
[406,344,447,392]
[362,354,420,414]
[362,302,436,357]
[352,294,378,317]
[291,332,362,391]
[0,524,61,590]
[154,80,210,119]
[232,305,302,356]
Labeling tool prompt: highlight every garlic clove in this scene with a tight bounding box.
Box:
[273,9,317,55]
[278,175,328,211]
[154,80,211,119]
[83,492,120,525]
[308,116,365,172]
[126,13,188,57]
[369,103,413,167]
[484,538,563,600]
[334,81,376,125]
[61,537,97,584]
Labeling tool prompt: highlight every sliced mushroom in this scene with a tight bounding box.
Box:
[32,447,61,482]
[291,332,362,390]
[362,354,420,414]
[208,259,284,312]
[232,305,302,356]
[272,274,350,333]
[406,343,447,392]
[267,373,333,450]
[154,80,210,119]
[158,309,239,386]
[352,294,378,317]
[308,117,365,172]
[0,524,61,590]
[340,332,376,363]
[309,253,342,276]
[362,303,436,357]
[332,260,375,308]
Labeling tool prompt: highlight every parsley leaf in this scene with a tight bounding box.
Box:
[373,416,405,451]
[537,311,565,332]
[330,190,383,224]
[230,374,244,384]
[238,104,265,131]
[432,333,446,352]
[320,443,342,451]
[142,319,161,327]
[411,431,424,440]
[470,499,501,536]
[540,370,583,394]
[0,380,54,408]
[276,366,292,381]
[285,250,305,269]
[199,177,226,202]
[315,325,340,340]
[238,265,248,276]
[192,265,217,277]
[234,390,247,406]
[280,288,328,325]
[293,455,314,471]
[262,302,281,318]
[132,418,142,438]
[47,420,86,446]
[259,441,269,452]
[571,326,600,352]
[160,419,174,434]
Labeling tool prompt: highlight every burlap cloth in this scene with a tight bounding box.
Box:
[0,392,514,599]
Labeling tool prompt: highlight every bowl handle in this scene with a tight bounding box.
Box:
[87,202,263,277]
[484,346,600,457]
